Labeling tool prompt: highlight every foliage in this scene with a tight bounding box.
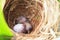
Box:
[0,0,13,40]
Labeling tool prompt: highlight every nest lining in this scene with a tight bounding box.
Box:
[4,0,43,35]
[3,0,60,40]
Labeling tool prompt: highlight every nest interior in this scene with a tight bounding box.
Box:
[3,0,43,34]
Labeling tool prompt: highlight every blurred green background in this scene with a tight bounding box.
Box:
[0,0,13,40]
[58,0,60,2]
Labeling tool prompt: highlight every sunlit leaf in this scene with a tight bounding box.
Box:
[0,0,13,40]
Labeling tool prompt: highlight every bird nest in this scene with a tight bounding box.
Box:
[3,0,60,40]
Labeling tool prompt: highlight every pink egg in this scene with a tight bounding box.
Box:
[17,16,27,23]
[24,22,33,33]
[13,24,24,33]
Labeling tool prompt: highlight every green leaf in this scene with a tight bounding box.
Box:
[0,0,13,40]
[0,35,12,40]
